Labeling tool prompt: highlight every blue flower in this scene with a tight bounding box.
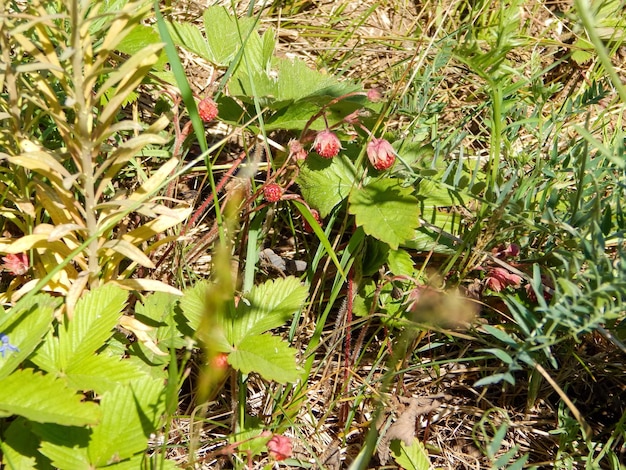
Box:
[0,333,19,358]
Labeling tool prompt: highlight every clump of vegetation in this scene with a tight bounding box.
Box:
[0,0,625,468]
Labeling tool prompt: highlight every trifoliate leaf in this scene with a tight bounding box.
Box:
[348,179,420,250]
[201,6,259,66]
[0,369,100,426]
[230,277,307,346]
[228,334,300,383]
[297,154,355,218]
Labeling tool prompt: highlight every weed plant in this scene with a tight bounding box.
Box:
[0,0,625,469]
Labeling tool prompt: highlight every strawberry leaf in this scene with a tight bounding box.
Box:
[0,369,100,426]
[228,334,300,383]
[348,179,420,250]
[297,154,356,218]
[230,277,307,346]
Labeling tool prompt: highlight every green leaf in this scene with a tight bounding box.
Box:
[482,325,519,347]
[0,369,100,426]
[230,277,308,346]
[228,334,300,383]
[0,294,57,380]
[416,179,465,207]
[135,291,187,349]
[88,377,165,466]
[65,354,147,395]
[201,6,259,66]
[390,438,431,470]
[34,423,91,470]
[179,281,209,332]
[230,56,360,109]
[478,348,514,365]
[1,418,44,469]
[297,154,356,218]
[166,21,212,61]
[116,24,167,71]
[59,285,127,368]
[348,179,420,250]
[387,248,415,277]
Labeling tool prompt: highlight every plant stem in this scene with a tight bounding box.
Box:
[70,0,100,288]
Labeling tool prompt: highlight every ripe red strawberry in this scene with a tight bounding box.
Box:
[198,96,218,122]
[263,183,283,203]
[313,129,341,158]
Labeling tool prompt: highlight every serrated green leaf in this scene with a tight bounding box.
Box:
[201,6,258,65]
[0,369,100,426]
[33,422,91,470]
[59,285,127,368]
[0,294,57,380]
[390,438,431,470]
[88,377,165,466]
[179,281,209,332]
[1,418,43,469]
[387,249,414,277]
[116,24,167,71]
[266,96,368,130]
[66,354,146,395]
[166,21,212,61]
[230,56,360,109]
[348,179,420,250]
[228,334,300,383]
[230,277,307,346]
[135,291,187,349]
[297,154,356,218]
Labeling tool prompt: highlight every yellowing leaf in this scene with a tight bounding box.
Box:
[119,315,168,356]
[48,224,85,242]
[100,239,155,268]
[110,279,183,296]
[10,150,71,180]
[127,157,179,201]
[97,44,162,126]
[0,235,48,253]
[121,205,191,246]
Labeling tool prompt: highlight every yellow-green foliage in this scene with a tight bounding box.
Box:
[0,0,189,303]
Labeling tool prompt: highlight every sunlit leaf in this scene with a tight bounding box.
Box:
[59,285,127,367]
[0,294,57,380]
[230,277,307,346]
[228,334,300,383]
[100,239,155,268]
[87,377,165,466]
[390,438,431,470]
[297,154,356,218]
[0,369,100,426]
[348,178,420,250]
